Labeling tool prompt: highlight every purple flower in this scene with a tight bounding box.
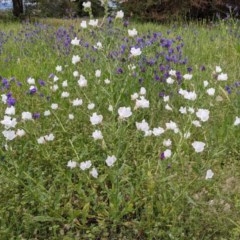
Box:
[48,73,55,79]
[159,64,165,72]
[225,86,231,94]
[116,68,123,74]
[200,65,206,71]
[2,78,10,89]
[6,93,16,106]
[167,164,171,169]
[107,17,113,24]
[38,79,46,86]
[33,112,40,119]
[160,152,165,160]
[155,75,160,81]
[17,81,22,87]
[159,91,165,97]
[123,21,129,27]
[29,86,37,94]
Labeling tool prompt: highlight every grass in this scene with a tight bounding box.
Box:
[0,11,240,239]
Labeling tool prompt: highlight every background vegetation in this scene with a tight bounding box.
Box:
[8,0,240,21]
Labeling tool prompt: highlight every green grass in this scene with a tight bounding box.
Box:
[0,14,240,239]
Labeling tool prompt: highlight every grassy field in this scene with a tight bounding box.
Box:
[0,11,240,239]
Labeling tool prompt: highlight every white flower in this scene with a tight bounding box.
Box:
[104,79,111,84]
[152,127,165,136]
[68,114,74,120]
[163,95,169,102]
[205,169,214,179]
[44,133,55,141]
[72,55,80,65]
[184,91,197,101]
[135,96,149,109]
[73,71,79,77]
[82,1,91,8]
[90,167,98,178]
[67,160,77,169]
[1,116,17,129]
[80,160,92,170]
[99,0,106,6]
[44,110,51,116]
[5,106,15,115]
[51,103,58,110]
[192,141,205,153]
[61,91,70,98]
[165,104,172,111]
[56,65,62,72]
[192,120,202,127]
[94,41,103,49]
[144,130,152,137]
[163,139,172,147]
[92,130,103,140]
[53,75,59,82]
[234,116,240,126]
[215,66,222,73]
[71,37,80,46]
[22,112,32,121]
[62,80,68,87]
[179,106,187,114]
[116,10,124,19]
[179,88,187,96]
[78,75,88,87]
[89,19,98,27]
[169,69,176,77]
[95,69,101,78]
[183,131,191,139]
[88,103,95,110]
[130,47,142,57]
[183,74,193,80]
[188,107,195,114]
[196,109,210,122]
[52,85,59,91]
[2,130,16,141]
[108,105,113,112]
[37,136,45,144]
[72,98,83,106]
[118,107,132,119]
[166,77,174,84]
[128,64,136,71]
[128,28,138,37]
[216,95,223,102]
[1,94,7,104]
[131,93,139,100]
[217,73,228,81]
[106,155,117,167]
[16,129,25,137]
[166,121,179,133]
[136,119,150,132]
[27,77,35,85]
[80,20,87,28]
[203,80,209,87]
[206,88,215,96]
[163,149,172,158]
[90,112,103,125]
[139,87,146,95]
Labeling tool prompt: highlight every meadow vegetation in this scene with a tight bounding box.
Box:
[0,3,240,239]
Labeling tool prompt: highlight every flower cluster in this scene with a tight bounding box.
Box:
[2,3,237,184]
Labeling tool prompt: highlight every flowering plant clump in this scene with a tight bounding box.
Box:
[0,1,240,239]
